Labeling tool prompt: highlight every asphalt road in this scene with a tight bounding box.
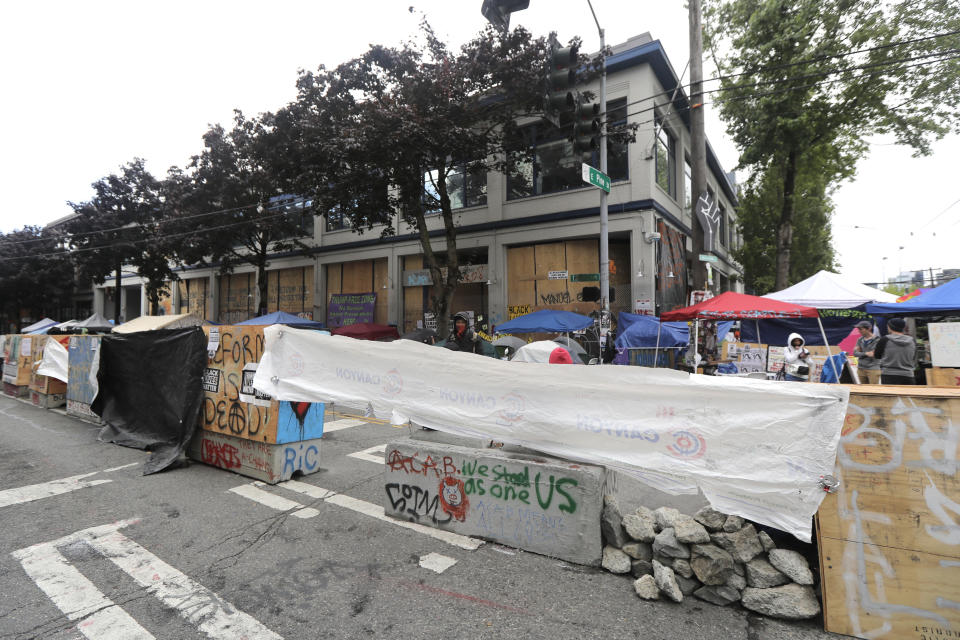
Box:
[0,394,845,640]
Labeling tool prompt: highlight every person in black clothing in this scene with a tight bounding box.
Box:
[445,312,479,354]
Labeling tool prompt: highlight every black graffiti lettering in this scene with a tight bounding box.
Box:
[385,482,451,525]
[540,291,572,305]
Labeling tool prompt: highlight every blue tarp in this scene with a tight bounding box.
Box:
[494,309,593,334]
[819,352,848,384]
[866,277,960,315]
[615,313,735,349]
[236,311,325,329]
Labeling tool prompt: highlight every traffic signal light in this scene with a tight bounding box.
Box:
[573,92,600,158]
[480,0,530,33]
[544,34,578,128]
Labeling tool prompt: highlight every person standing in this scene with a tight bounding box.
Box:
[445,312,479,354]
[783,332,811,382]
[869,318,917,385]
[853,320,881,384]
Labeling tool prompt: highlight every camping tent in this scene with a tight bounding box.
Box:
[113,314,203,334]
[866,276,960,315]
[330,322,399,341]
[236,311,325,329]
[494,309,593,334]
[764,270,896,308]
[21,318,57,333]
[75,313,114,331]
[617,312,735,348]
[510,340,582,364]
[661,291,820,321]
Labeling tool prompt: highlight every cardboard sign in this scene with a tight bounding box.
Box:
[327,292,376,327]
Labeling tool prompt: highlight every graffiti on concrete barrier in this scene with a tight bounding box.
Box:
[439,476,469,522]
[201,440,241,469]
[385,482,453,525]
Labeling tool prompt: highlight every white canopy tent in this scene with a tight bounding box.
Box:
[764,270,896,309]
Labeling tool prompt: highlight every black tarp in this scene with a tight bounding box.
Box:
[93,327,207,474]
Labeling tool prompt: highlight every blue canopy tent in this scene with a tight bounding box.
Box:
[615,313,734,367]
[494,309,593,334]
[866,277,960,315]
[236,311,325,329]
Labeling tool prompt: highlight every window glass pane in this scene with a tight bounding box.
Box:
[684,158,693,213]
[445,169,465,210]
[508,156,534,200]
[607,99,628,181]
[656,129,672,195]
[719,205,727,246]
[536,138,580,194]
[423,169,440,212]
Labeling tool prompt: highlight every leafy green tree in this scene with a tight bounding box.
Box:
[283,23,577,336]
[0,226,74,330]
[180,112,312,316]
[67,159,177,319]
[706,0,960,290]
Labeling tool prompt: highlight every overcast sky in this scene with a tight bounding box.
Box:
[2,0,956,288]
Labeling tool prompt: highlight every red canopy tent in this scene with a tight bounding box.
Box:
[660,291,819,321]
[658,292,838,379]
[330,322,400,341]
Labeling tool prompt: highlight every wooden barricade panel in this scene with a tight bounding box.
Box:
[66,335,102,420]
[816,387,960,639]
[2,335,33,387]
[29,335,68,395]
[200,326,323,444]
[927,367,960,387]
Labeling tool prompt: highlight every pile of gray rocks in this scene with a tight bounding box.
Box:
[600,497,820,620]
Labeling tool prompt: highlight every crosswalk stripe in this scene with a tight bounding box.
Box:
[0,473,112,509]
[419,552,458,574]
[13,540,154,639]
[346,444,387,464]
[13,519,282,639]
[277,480,336,500]
[228,484,310,514]
[321,418,366,433]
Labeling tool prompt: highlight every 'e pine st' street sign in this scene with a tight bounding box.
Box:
[581,163,610,193]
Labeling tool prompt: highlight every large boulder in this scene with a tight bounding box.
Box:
[758,530,776,553]
[694,585,741,606]
[675,574,701,596]
[633,574,660,600]
[672,558,694,579]
[631,559,654,578]
[711,524,764,563]
[689,543,735,585]
[693,506,727,531]
[622,542,653,561]
[653,528,690,559]
[653,560,684,603]
[601,496,628,548]
[768,549,814,585]
[602,545,632,574]
[741,584,821,620]
[622,512,657,543]
[653,506,682,531]
[674,515,711,544]
[726,571,747,592]
[745,557,790,588]
[722,515,745,532]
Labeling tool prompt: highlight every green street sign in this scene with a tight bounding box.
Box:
[699,253,719,263]
[581,163,610,193]
[570,273,600,282]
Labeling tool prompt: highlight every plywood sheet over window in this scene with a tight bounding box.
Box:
[178,277,209,320]
[218,273,254,324]
[266,266,314,318]
[326,258,388,325]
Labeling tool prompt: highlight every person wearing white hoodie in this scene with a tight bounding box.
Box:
[783,332,811,382]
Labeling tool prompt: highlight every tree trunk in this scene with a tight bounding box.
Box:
[775,150,798,291]
[113,258,122,325]
[257,257,269,316]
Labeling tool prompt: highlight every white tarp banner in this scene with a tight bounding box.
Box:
[253,326,850,541]
[36,337,69,383]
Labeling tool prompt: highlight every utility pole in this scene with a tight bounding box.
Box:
[689,0,707,292]
[586,0,609,319]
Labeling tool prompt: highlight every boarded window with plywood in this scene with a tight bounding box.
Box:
[217,273,255,324]
[326,258,388,325]
[506,240,600,317]
[266,266,314,318]
[178,277,209,320]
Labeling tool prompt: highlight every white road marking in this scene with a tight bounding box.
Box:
[229,481,483,550]
[228,484,312,514]
[323,491,483,550]
[13,539,154,639]
[13,519,282,640]
[321,418,366,433]
[292,507,320,519]
[346,444,387,464]
[0,473,111,509]
[277,479,336,500]
[419,552,458,574]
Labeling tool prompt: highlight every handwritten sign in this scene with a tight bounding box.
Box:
[929,322,960,368]
[547,270,568,280]
[327,292,376,327]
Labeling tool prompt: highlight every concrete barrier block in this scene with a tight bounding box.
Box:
[3,382,28,398]
[383,439,604,565]
[66,399,102,424]
[188,430,322,484]
[30,391,65,409]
